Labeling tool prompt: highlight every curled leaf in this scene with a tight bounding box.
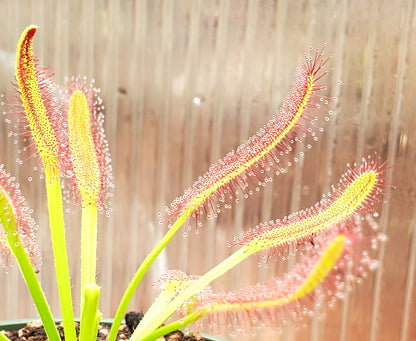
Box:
[162,45,336,229]
[12,25,65,172]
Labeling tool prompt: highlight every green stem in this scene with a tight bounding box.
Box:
[80,203,98,311]
[44,167,77,341]
[137,312,203,341]
[108,211,190,341]
[5,226,60,341]
[0,332,12,341]
[79,284,101,341]
[132,247,250,340]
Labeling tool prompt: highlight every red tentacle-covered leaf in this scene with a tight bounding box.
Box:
[186,217,385,334]
[161,44,337,229]
[62,77,113,216]
[1,26,69,174]
[0,165,40,270]
[234,153,389,258]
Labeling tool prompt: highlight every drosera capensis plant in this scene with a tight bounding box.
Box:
[0,25,392,341]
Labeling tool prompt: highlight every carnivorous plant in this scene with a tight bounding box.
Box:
[0,25,390,341]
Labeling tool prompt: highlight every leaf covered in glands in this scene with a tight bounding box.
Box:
[8,25,68,172]
[62,77,113,215]
[162,44,337,230]
[0,164,40,270]
[185,217,385,334]
[235,153,388,258]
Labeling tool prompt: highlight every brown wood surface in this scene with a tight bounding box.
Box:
[0,1,415,340]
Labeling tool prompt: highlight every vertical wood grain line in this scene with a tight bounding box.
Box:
[32,0,45,61]
[82,0,95,78]
[400,209,416,341]
[369,0,413,340]
[320,2,349,341]
[54,1,69,79]
[322,0,347,193]
[289,0,315,250]
[355,0,377,161]
[126,0,148,311]
[179,0,202,272]
[101,0,120,316]
[231,0,258,290]
[258,0,288,287]
[205,0,229,271]
[286,3,315,341]
[153,0,174,280]
[261,0,286,292]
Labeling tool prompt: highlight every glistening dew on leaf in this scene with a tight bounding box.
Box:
[7,25,68,174]
[0,26,395,341]
[161,44,337,230]
[5,25,78,341]
[63,77,113,215]
[62,77,113,323]
[131,155,388,341]
[0,164,39,270]
[183,218,385,334]
[236,153,388,257]
[0,165,60,341]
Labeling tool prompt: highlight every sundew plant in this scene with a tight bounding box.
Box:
[0,25,390,341]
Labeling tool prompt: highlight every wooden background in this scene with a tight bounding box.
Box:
[0,1,415,340]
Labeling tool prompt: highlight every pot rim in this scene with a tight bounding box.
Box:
[0,319,229,341]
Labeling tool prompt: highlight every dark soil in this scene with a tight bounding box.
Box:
[0,312,206,341]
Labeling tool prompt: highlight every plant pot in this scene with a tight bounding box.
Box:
[0,317,113,330]
[0,319,227,341]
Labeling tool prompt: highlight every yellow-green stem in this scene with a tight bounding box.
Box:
[132,247,250,340]
[79,284,101,341]
[44,166,76,341]
[4,223,60,341]
[138,312,203,341]
[80,203,98,312]
[0,332,11,341]
[108,211,190,341]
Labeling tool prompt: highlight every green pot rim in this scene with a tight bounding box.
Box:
[0,318,114,330]
[0,319,228,340]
